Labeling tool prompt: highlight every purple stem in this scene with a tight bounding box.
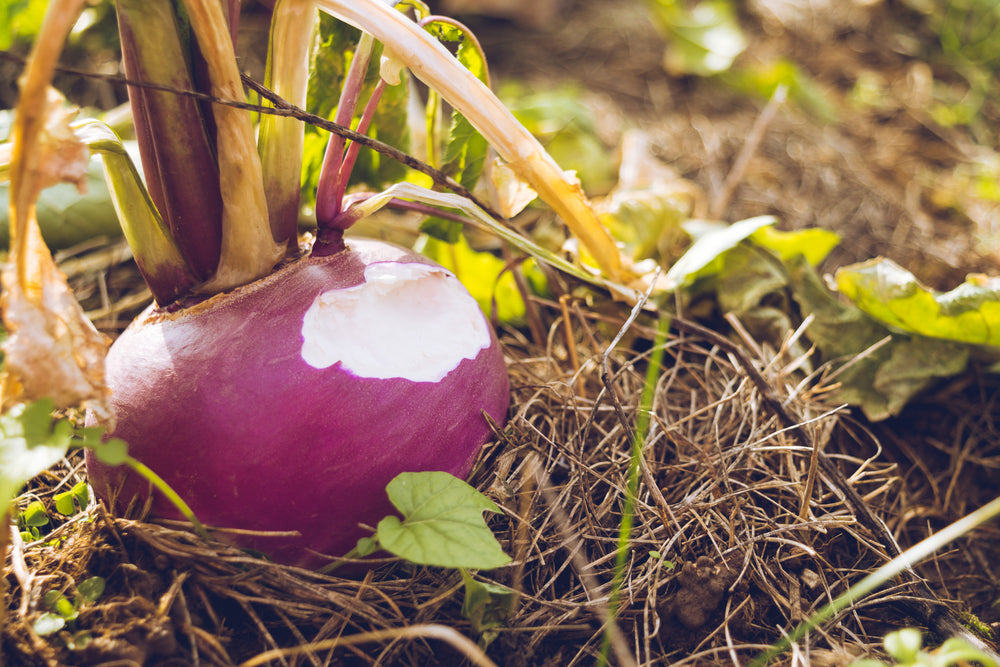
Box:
[314,34,375,227]
[311,192,472,258]
[334,78,387,217]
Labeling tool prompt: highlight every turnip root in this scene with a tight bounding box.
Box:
[86,238,509,568]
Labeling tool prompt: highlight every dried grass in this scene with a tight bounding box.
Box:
[5,4,1000,664]
[5,265,998,665]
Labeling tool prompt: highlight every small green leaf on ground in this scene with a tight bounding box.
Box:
[33,612,65,636]
[376,471,511,570]
[21,500,50,527]
[76,576,106,603]
[461,569,515,639]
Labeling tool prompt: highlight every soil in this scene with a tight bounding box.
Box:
[4,1,1000,665]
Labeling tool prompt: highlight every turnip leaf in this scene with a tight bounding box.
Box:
[835,257,1000,346]
[377,471,511,570]
[664,215,776,288]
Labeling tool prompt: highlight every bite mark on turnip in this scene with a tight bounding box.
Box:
[300,261,491,382]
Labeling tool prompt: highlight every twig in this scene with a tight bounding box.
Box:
[709,84,787,220]
[0,50,506,225]
[237,624,498,667]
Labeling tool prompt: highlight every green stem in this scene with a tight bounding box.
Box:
[75,120,196,304]
[599,317,669,667]
[124,455,210,542]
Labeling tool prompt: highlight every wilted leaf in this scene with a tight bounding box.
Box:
[787,257,970,421]
[835,258,1000,346]
[376,471,511,570]
[461,569,515,640]
[596,130,700,265]
[3,84,110,416]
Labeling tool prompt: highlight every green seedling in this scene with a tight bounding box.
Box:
[850,627,1000,667]
[332,471,511,572]
[33,575,106,650]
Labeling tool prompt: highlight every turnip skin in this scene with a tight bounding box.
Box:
[86,238,510,568]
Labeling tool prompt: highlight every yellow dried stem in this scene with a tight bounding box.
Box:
[178,0,285,292]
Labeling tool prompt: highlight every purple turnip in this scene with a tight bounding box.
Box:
[86,238,509,568]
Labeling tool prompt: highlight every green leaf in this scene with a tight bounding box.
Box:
[376,472,511,570]
[54,596,78,621]
[649,0,747,77]
[835,258,1000,346]
[419,216,463,244]
[52,480,89,516]
[0,400,72,509]
[460,569,515,640]
[665,215,776,288]
[883,628,923,662]
[431,20,490,192]
[21,500,50,527]
[33,612,65,636]
[443,113,489,192]
[722,58,839,123]
[1,0,48,49]
[750,226,840,266]
[354,536,379,558]
[76,576,106,603]
[76,425,129,466]
[501,83,617,194]
[53,490,75,516]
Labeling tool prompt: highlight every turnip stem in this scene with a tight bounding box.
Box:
[178,0,284,293]
[315,32,377,227]
[76,120,197,304]
[313,0,632,284]
[337,78,387,211]
[114,0,223,286]
[259,0,317,251]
